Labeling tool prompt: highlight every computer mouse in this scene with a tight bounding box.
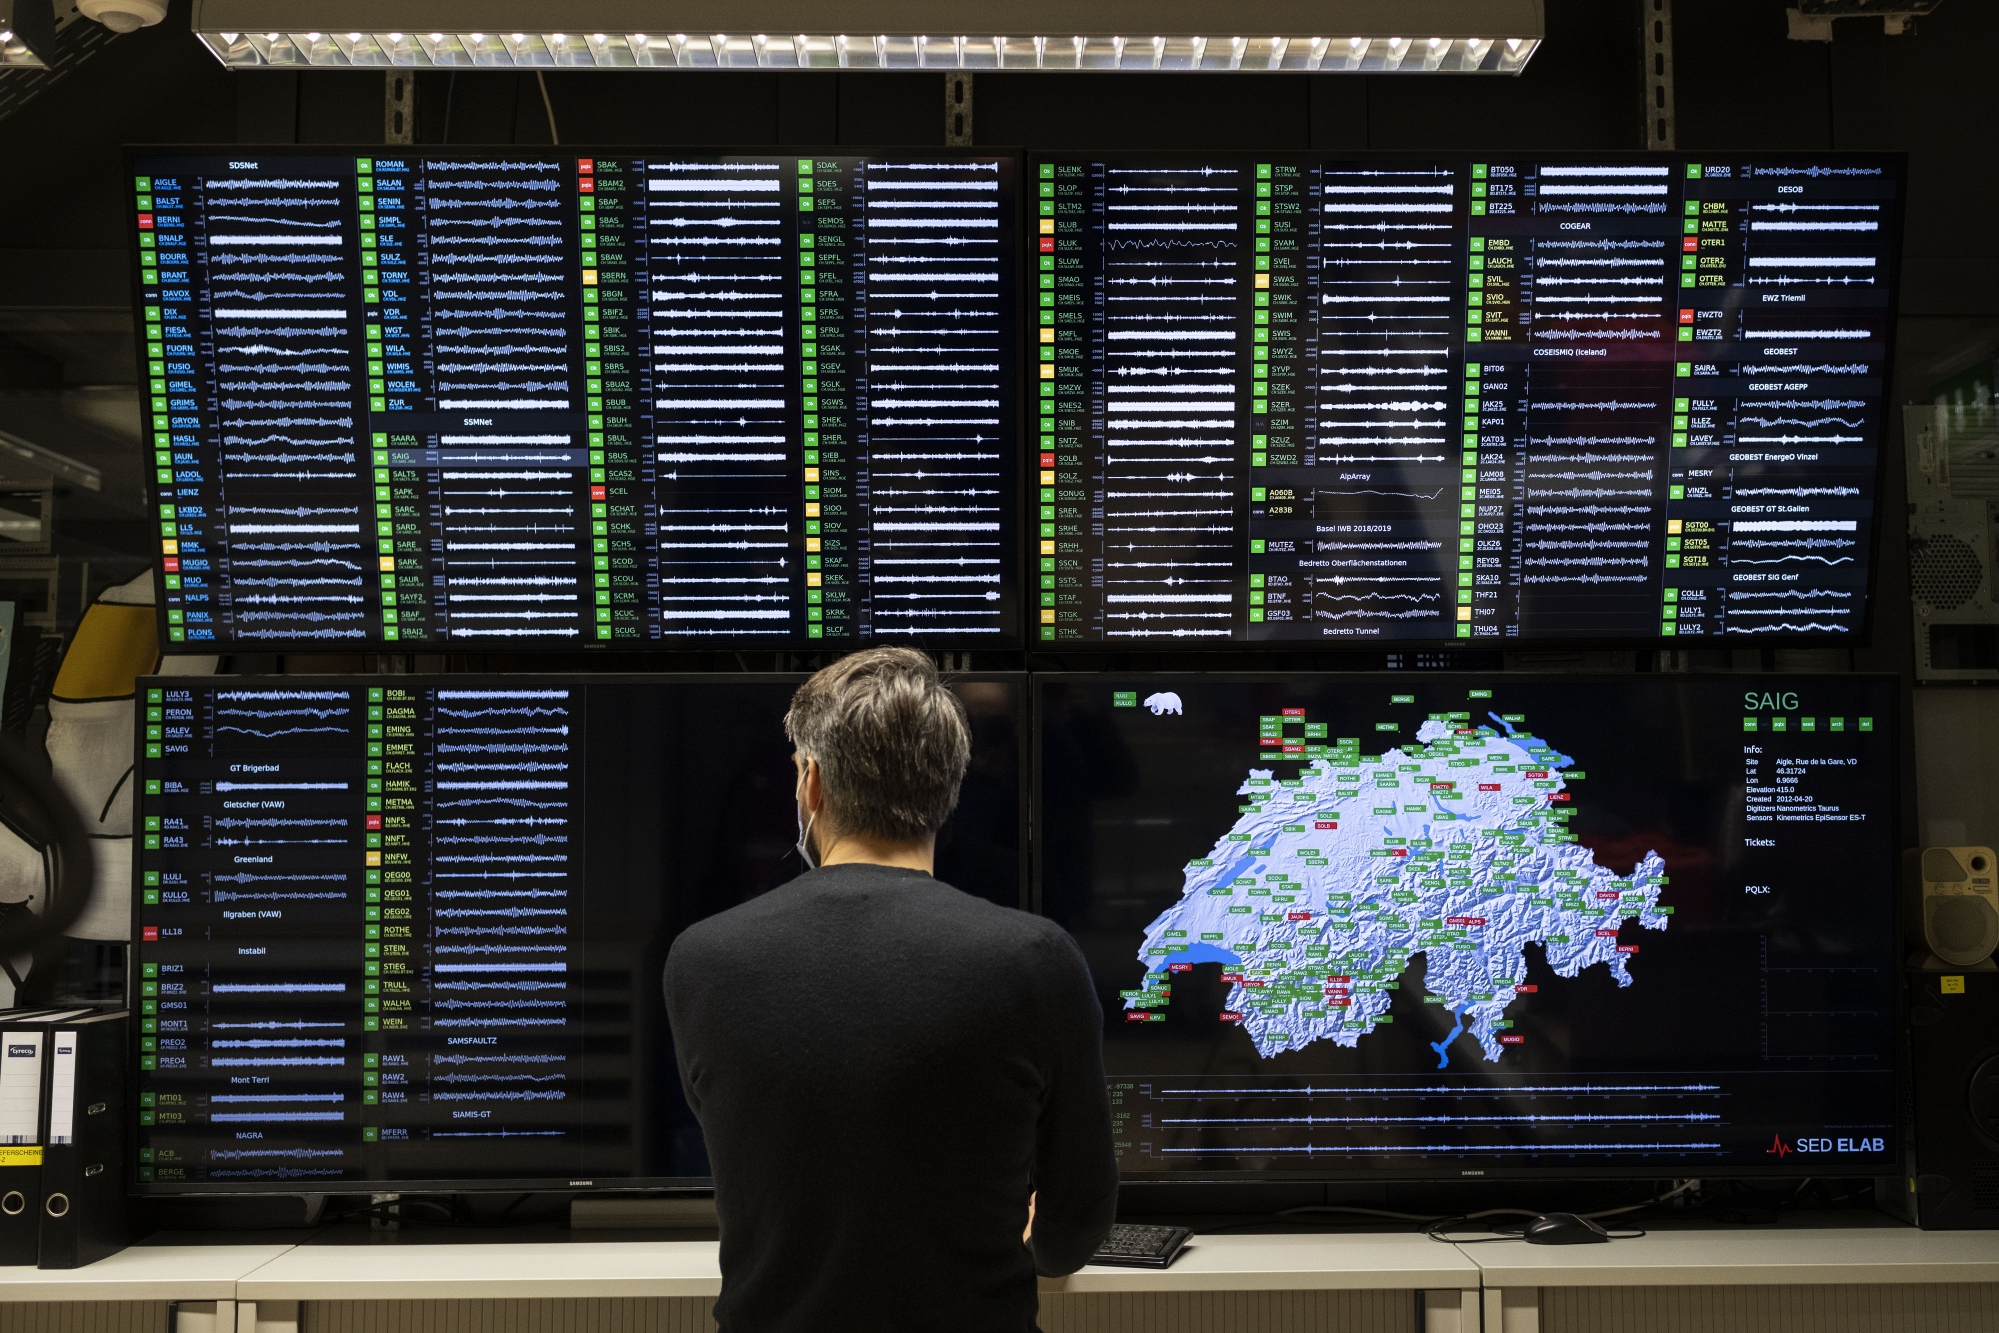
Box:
[1522,1212,1610,1245]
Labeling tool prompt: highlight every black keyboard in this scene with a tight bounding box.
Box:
[1090,1222,1192,1268]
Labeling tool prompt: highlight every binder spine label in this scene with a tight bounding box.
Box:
[47,1035,76,1146]
[0,1034,42,1146]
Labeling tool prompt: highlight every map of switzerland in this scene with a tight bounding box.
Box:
[1127,707,1671,1065]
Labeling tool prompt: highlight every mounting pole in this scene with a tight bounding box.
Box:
[944,72,973,146]
[1643,0,1675,150]
[384,69,413,145]
[370,1191,400,1230]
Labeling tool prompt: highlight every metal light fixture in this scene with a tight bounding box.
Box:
[0,28,45,66]
[1787,0,1941,40]
[189,0,1543,71]
[0,0,51,67]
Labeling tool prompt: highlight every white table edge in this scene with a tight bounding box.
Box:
[0,1278,250,1302]
[0,1244,299,1303]
[5,1230,1992,1302]
[1468,1259,1999,1288]
[1459,1228,1999,1288]
[1039,1269,1482,1293]
[235,1276,727,1300]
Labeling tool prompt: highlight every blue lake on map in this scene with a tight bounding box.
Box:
[1149,941,1245,973]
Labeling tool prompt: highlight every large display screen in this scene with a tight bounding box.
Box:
[1035,674,1898,1178]
[1030,153,1901,644]
[131,673,1023,1191]
[128,148,1021,650]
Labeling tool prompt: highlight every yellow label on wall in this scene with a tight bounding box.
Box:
[0,1147,42,1167]
[1942,976,1966,994]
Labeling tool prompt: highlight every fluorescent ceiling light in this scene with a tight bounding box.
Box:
[0,29,47,67]
[0,0,50,67]
[189,0,1543,71]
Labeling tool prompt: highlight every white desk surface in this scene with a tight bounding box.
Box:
[0,1243,295,1302]
[237,1232,1477,1300]
[1041,1231,1480,1293]
[0,1226,1990,1302]
[1465,1225,1999,1288]
[236,1240,726,1300]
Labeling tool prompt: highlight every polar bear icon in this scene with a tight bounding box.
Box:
[1143,691,1183,716]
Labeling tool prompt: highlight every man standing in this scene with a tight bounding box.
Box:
[664,648,1118,1333]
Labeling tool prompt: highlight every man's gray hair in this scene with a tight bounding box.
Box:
[784,647,971,842]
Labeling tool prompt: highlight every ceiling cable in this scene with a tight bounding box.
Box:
[537,70,560,143]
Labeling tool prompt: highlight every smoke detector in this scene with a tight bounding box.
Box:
[77,0,162,32]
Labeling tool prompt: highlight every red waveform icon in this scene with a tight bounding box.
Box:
[1766,1134,1792,1158]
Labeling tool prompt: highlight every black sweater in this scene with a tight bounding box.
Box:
[662,863,1119,1333]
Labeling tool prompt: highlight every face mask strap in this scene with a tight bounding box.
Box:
[796,758,819,871]
[798,809,819,871]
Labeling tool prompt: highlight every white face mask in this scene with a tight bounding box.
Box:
[795,803,819,872]
[795,760,818,871]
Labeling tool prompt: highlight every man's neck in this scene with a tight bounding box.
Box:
[815,831,935,875]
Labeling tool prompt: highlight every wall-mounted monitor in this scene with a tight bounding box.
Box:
[128,148,1022,650]
[1034,673,1899,1178]
[1029,153,1903,645]
[131,672,1024,1192]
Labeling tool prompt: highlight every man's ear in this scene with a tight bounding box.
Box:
[800,756,826,815]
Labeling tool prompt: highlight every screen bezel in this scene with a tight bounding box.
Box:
[127,669,1030,1197]
[1028,669,1906,1182]
[125,144,1030,656]
[1023,150,1908,652]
